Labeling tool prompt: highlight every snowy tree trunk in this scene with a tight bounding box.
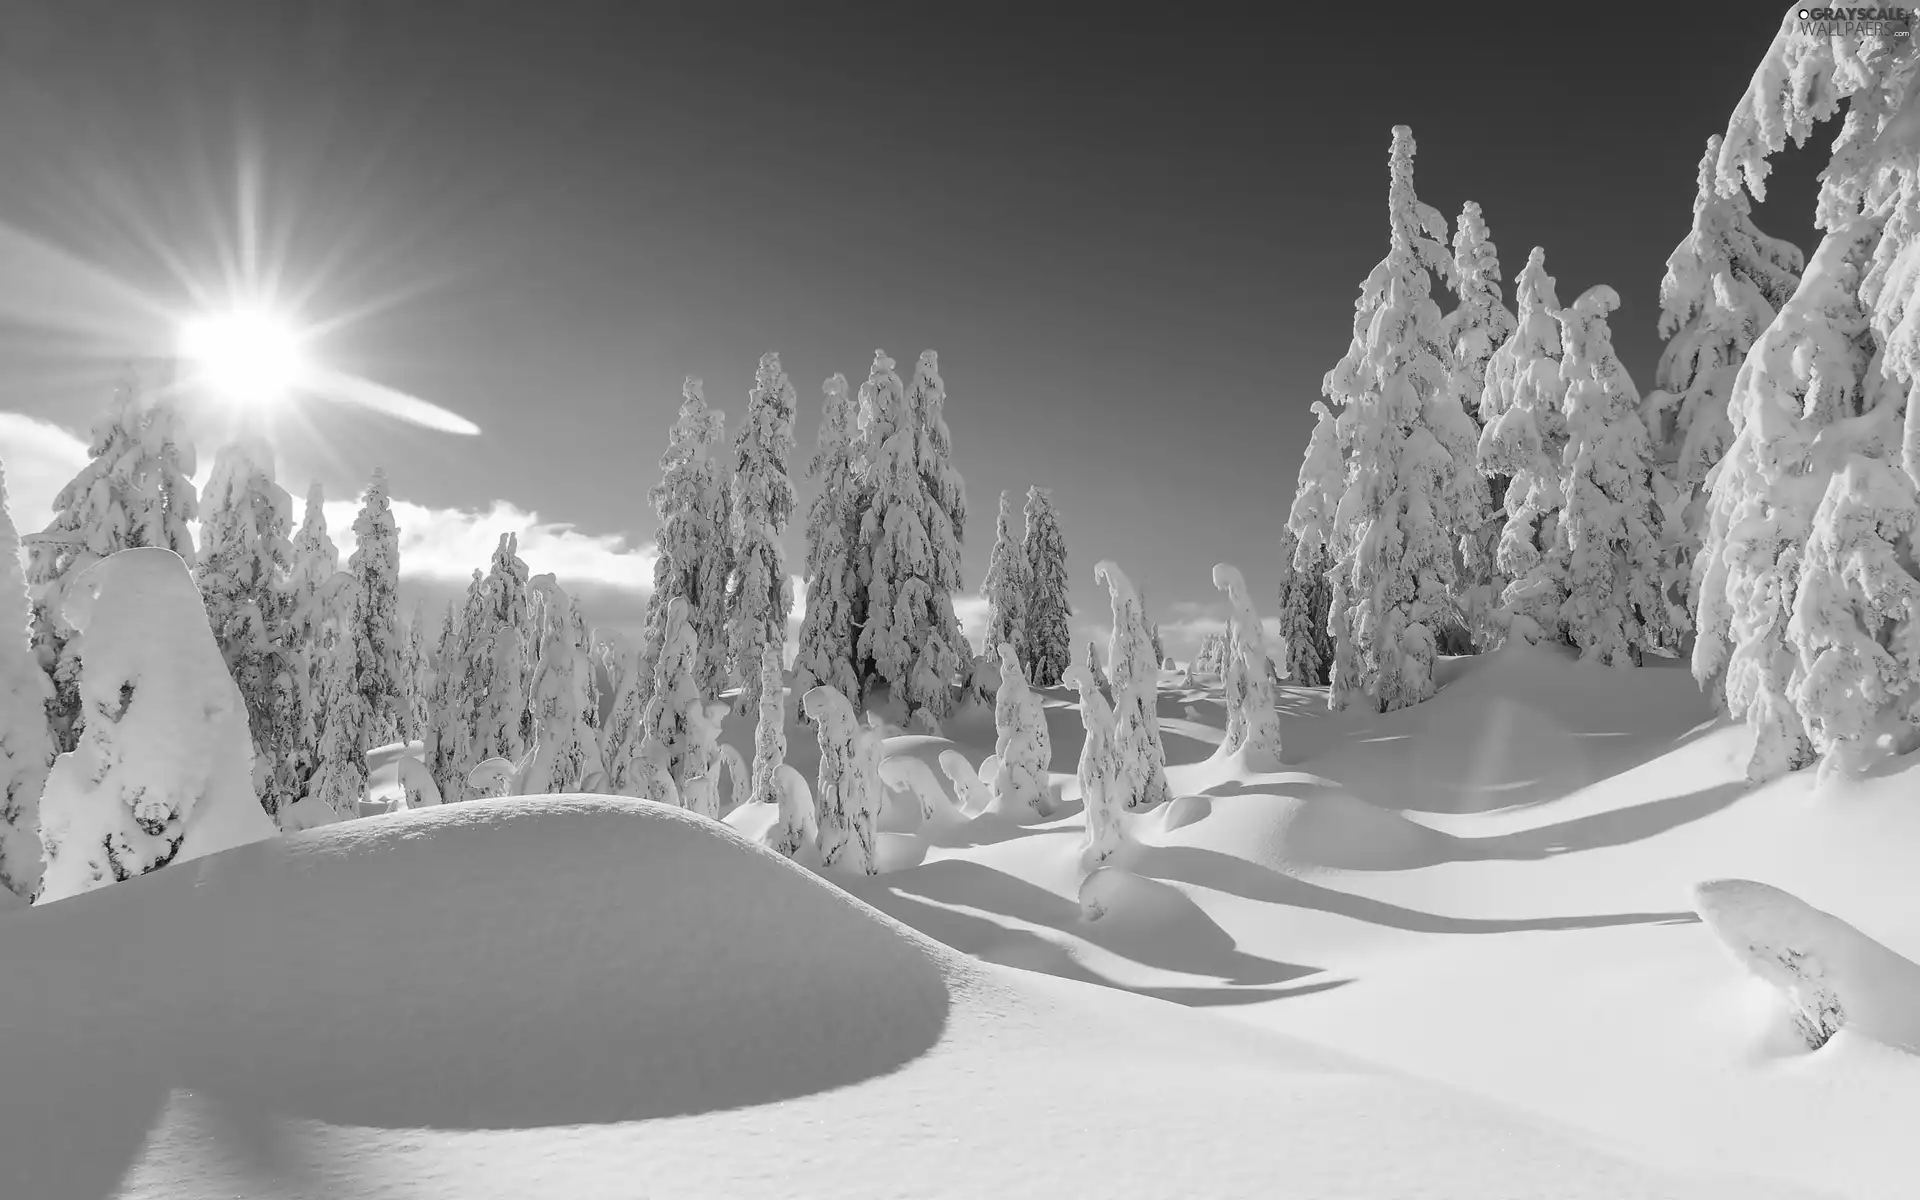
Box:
[0,460,52,900]
[1096,561,1171,812]
[1064,665,1126,867]
[750,641,787,808]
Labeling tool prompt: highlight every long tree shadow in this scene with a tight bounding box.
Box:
[1444,780,1752,862]
[854,881,1346,1009]
[1131,845,1699,934]
[859,858,1320,986]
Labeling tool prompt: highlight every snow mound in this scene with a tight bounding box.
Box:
[1693,879,1920,1053]
[1,796,951,1196]
[1161,793,1212,831]
[1147,785,1457,873]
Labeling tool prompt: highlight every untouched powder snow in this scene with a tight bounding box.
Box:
[3,795,1823,1200]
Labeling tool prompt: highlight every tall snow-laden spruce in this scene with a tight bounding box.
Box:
[792,372,863,709]
[855,350,969,731]
[1477,247,1570,647]
[464,533,537,786]
[1214,563,1283,765]
[1692,8,1920,780]
[347,468,404,747]
[1286,400,1343,687]
[804,683,883,876]
[1020,486,1072,687]
[283,482,342,816]
[1553,286,1673,666]
[403,602,432,746]
[428,579,481,803]
[1321,127,1460,712]
[302,577,370,824]
[36,549,275,903]
[26,373,198,752]
[1096,560,1170,811]
[0,460,53,901]
[1275,528,1331,687]
[195,439,296,815]
[1441,201,1517,635]
[979,490,1030,681]
[643,377,734,710]
[636,596,721,815]
[1648,137,1805,642]
[727,352,798,716]
[522,576,607,794]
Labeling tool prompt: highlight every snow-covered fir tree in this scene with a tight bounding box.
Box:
[1553,286,1674,666]
[26,373,199,751]
[1140,586,1167,667]
[792,372,864,710]
[0,461,52,901]
[1192,631,1230,677]
[750,640,788,809]
[403,602,432,747]
[523,576,608,794]
[1214,563,1283,765]
[990,642,1051,815]
[1696,223,1886,779]
[195,439,296,815]
[1787,458,1920,781]
[1020,486,1072,686]
[636,596,723,815]
[727,352,798,716]
[1275,528,1332,687]
[647,377,735,702]
[855,350,969,731]
[1441,201,1517,635]
[803,683,883,876]
[1647,135,1804,640]
[1478,246,1570,647]
[1062,663,1125,867]
[283,482,342,815]
[979,490,1030,682]
[464,533,537,786]
[302,578,371,824]
[427,581,480,803]
[346,468,404,745]
[1096,560,1170,811]
[1319,127,1460,712]
[36,549,275,903]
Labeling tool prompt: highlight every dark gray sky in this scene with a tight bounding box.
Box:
[0,1,1830,650]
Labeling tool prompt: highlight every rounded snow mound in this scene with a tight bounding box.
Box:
[7,797,952,1140]
[1149,786,1456,873]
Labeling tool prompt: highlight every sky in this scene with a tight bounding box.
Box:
[0,1,1839,657]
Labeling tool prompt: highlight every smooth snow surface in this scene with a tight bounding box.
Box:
[4,794,1824,1200]
[15,643,1919,1197]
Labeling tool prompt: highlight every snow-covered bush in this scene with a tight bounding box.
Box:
[1020,486,1072,686]
[803,683,883,876]
[1478,247,1569,647]
[1096,560,1170,811]
[792,372,863,709]
[990,643,1051,815]
[1062,663,1125,866]
[0,461,52,900]
[1214,563,1283,765]
[36,548,275,903]
[1320,127,1459,712]
[1553,286,1674,666]
[727,352,798,716]
[855,350,969,732]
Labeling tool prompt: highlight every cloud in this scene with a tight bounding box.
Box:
[0,413,89,533]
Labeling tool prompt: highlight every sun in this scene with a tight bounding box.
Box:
[176,307,309,406]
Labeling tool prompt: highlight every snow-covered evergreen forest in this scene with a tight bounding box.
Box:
[7,8,1920,1198]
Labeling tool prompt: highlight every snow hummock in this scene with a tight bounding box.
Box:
[0,793,1828,1199]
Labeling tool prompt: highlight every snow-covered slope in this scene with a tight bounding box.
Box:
[1,795,1822,1199]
